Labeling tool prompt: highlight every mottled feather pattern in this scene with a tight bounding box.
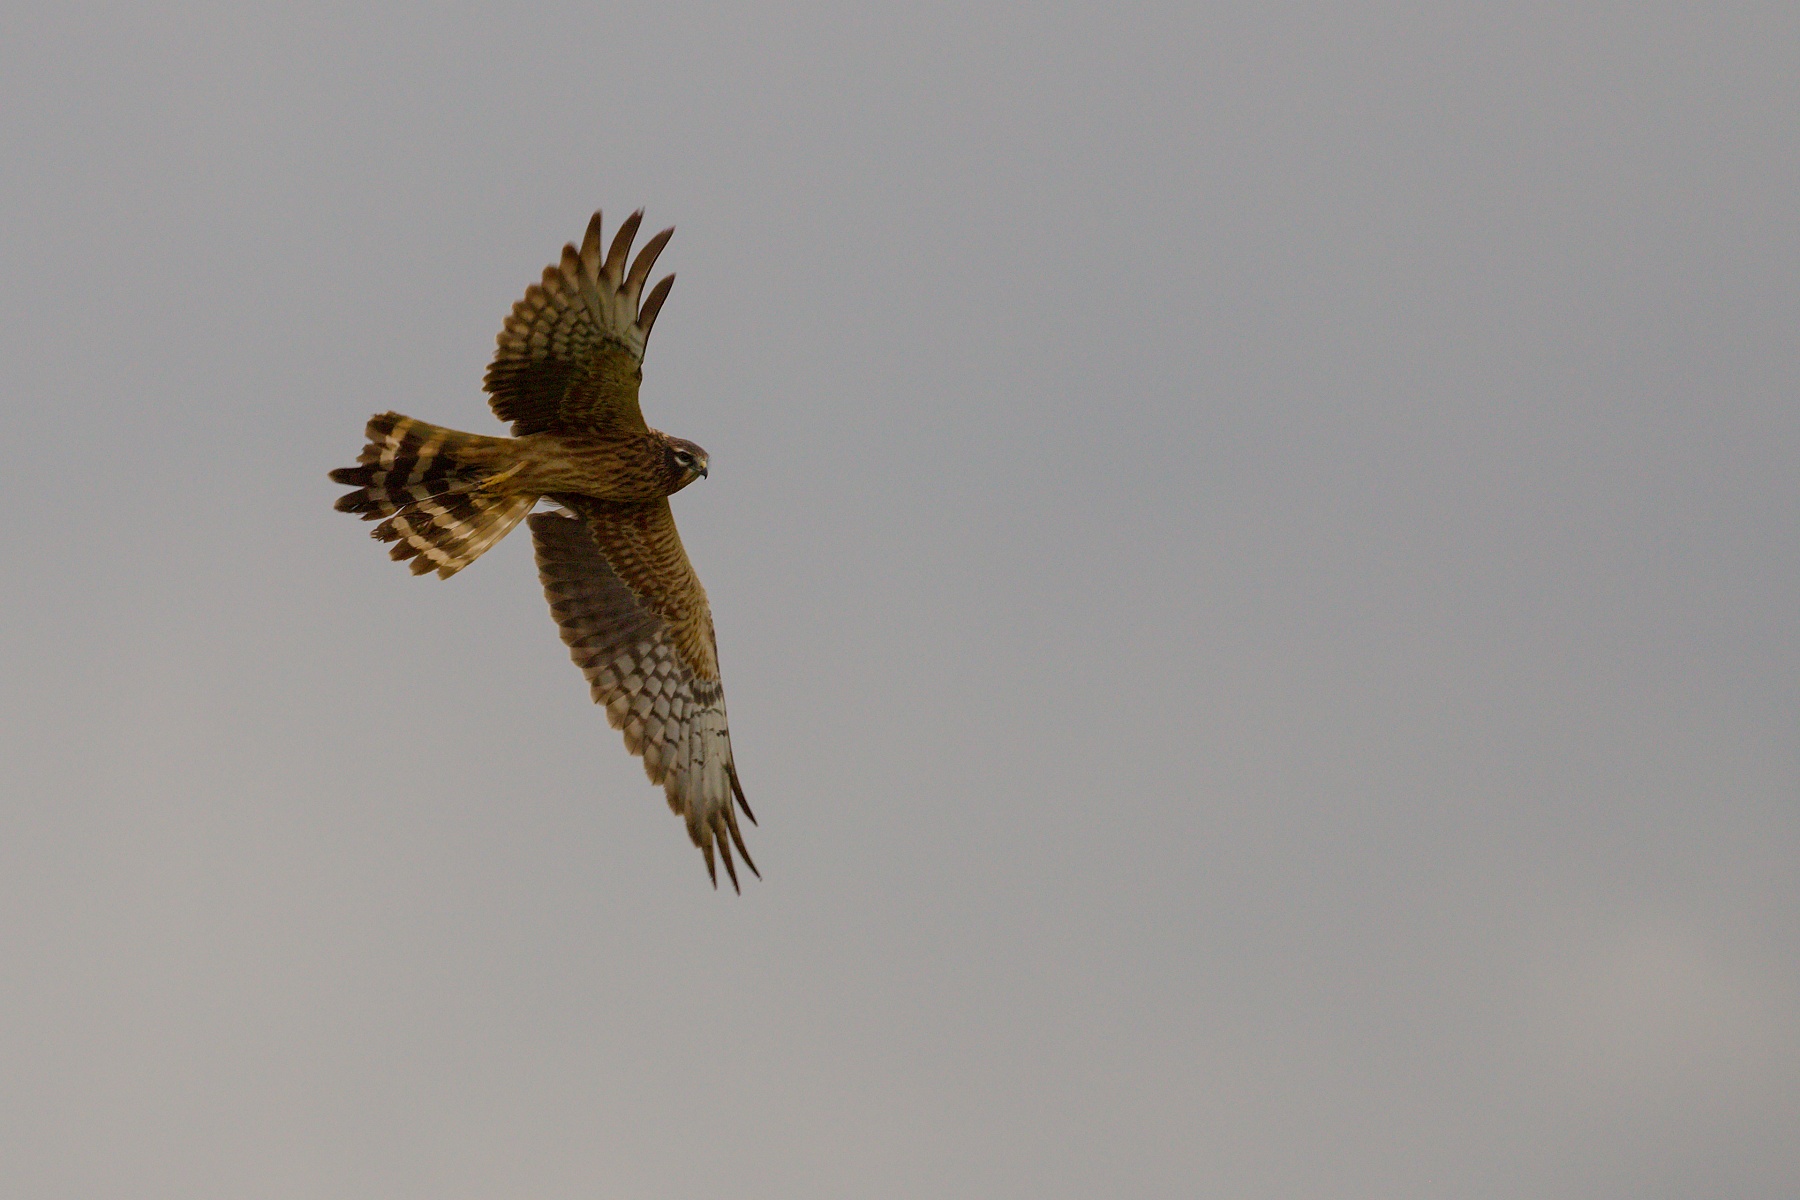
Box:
[559,494,720,680]
[508,429,685,503]
[532,502,755,890]
[485,209,674,437]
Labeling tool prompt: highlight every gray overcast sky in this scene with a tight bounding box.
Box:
[2,3,1796,1197]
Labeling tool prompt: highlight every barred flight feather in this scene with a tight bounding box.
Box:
[531,503,756,890]
[330,412,533,579]
[485,209,674,437]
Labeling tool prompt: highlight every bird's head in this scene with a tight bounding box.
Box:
[664,436,710,493]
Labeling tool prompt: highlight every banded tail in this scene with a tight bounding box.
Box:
[330,412,536,578]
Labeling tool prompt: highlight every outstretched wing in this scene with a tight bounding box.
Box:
[530,495,757,889]
[485,210,676,437]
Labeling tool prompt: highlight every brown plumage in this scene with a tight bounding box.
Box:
[329,209,757,890]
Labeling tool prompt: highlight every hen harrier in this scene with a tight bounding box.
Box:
[329,209,758,890]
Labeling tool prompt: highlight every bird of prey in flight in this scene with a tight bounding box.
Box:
[330,209,758,889]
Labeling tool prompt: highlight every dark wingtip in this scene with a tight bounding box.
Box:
[729,763,757,825]
[726,813,760,881]
[626,226,675,293]
[606,210,645,278]
[637,273,675,339]
[580,210,605,262]
[717,825,742,894]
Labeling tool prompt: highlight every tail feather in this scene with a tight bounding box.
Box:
[331,412,535,578]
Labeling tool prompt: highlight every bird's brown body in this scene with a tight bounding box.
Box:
[328,208,755,889]
[507,428,704,502]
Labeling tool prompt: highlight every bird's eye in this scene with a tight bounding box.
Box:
[674,451,692,466]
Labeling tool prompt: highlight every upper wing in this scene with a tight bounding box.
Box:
[530,495,757,889]
[485,210,676,437]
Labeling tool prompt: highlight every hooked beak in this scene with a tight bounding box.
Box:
[697,461,709,479]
